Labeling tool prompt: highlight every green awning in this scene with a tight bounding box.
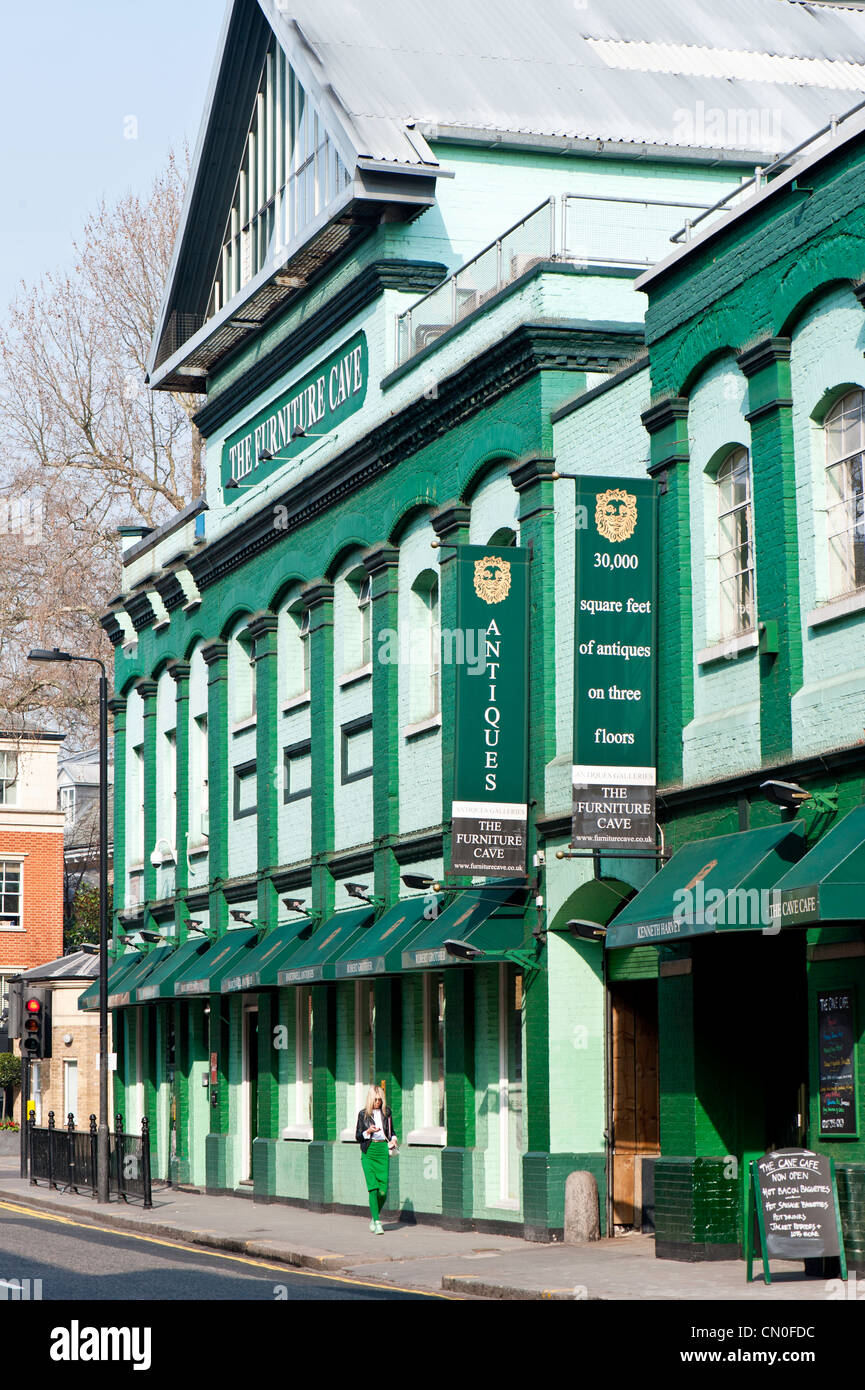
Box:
[78,952,145,1012]
[606,822,806,949]
[401,882,527,969]
[277,906,376,985]
[136,937,212,1002]
[108,945,176,1008]
[768,805,865,926]
[223,919,315,992]
[173,928,259,996]
[333,896,443,979]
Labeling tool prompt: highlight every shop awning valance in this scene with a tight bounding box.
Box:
[108,945,176,1008]
[136,937,211,1002]
[768,804,865,926]
[333,896,443,980]
[606,822,806,949]
[278,906,377,985]
[173,927,259,996]
[401,882,526,970]
[78,952,145,1012]
[223,918,315,993]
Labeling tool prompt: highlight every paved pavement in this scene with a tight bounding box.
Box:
[0,1161,845,1300]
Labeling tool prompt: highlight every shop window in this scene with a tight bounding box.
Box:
[717,447,756,637]
[825,389,865,597]
[408,972,446,1145]
[348,981,375,1135]
[341,717,373,784]
[0,862,22,930]
[233,761,257,819]
[408,572,440,724]
[283,741,312,803]
[284,988,313,1140]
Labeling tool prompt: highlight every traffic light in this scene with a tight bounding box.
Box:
[21,988,51,1060]
[6,977,22,1040]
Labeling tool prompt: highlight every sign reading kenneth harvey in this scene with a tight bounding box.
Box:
[221,331,368,498]
[572,476,657,849]
[451,546,530,877]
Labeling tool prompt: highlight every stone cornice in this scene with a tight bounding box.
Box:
[201,641,228,667]
[167,661,191,684]
[736,336,792,377]
[153,571,187,615]
[126,591,156,634]
[101,612,125,647]
[246,612,280,641]
[193,259,449,438]
[641,396,689,434]
[363,544,400,576]
[136,679,158,702]
[187,322,640,594]
[431,504,471,539]
[300,581,334,610]
[509,456,557,493]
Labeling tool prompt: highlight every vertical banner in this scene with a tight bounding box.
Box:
[451,546,530,877]
[572,476,657,849]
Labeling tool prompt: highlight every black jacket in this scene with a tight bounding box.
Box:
[356,1107,395,1154]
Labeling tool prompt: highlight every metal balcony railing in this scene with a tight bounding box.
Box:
[395,192,713,364]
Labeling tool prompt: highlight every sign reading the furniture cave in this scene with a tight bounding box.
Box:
[221,331,368,498]
[572,476,657,849]
[451,546,530,877]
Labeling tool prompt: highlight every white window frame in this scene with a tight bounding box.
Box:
[240,1001,258,1181]
[0,750,18,807]
[717,447,756,639]
[825,389,865,599]
[494,964,523,1210]
[63,1058,79,1127]
[0,858,24,932]
[59,785,76,822]
[408,972,446,1146]
[283,987,313,1140]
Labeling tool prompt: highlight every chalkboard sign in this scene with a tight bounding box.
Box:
[818,989,858,1137]
[746,1148,847,1284]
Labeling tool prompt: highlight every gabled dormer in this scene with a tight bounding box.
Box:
[148,0,441,394]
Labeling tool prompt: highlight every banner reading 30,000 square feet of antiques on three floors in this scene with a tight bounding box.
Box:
[572,476,658,850]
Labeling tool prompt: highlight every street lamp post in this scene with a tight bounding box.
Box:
[29,648,110,1203]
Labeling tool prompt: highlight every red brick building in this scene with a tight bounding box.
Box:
[0,730,65,1021]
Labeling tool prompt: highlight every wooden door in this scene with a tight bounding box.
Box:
[610,981,660,1227]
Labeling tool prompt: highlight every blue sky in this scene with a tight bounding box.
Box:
[0,0,226,309]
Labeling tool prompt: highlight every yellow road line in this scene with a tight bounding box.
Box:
[0,1199,455,1299]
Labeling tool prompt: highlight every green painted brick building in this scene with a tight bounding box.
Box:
[91,0,865,1248]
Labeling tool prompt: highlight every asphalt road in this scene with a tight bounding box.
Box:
[0,1199,445,1301]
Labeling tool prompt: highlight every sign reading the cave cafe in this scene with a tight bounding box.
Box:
[221,331,368,497]
[572,476,658,850]
[451,546,530,877]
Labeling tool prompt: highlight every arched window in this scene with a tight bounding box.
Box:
[340,567,371,673]
[825,389,865,597]
[283,602,310,701]
[409,571,440,723]
[358,577,372,668]
[230,623,256,722]
[717,447,755,638]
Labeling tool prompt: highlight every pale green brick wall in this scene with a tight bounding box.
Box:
[683,355,760,783]
[547,931,605,1154]
[790,286,865,757]
[397,513,443,835]
[277,696,313,866]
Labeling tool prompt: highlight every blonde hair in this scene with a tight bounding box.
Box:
[363,1084,386,1119]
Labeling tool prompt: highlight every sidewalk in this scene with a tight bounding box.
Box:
[0,1160,842,1300]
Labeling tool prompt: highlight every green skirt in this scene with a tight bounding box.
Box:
[361,1140,390,1191]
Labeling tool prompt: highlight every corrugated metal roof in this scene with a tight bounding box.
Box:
[274,0,865,158]
[21,952,99,982]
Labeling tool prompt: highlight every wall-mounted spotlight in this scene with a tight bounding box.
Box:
[225,477,256,491]
[230,910,253,925]
[761,780,812,809]
[401,874,442,892]
[566,919,606,943]
[117,934,139,947]
[444,939,483,961]
[139,930,165,945]
[282,898,307,916]
[345,882,375,903]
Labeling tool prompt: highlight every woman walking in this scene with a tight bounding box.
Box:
[356,1084,397,1234]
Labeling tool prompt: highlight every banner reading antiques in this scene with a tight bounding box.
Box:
[451,546,530,876]
[572,476,657,849]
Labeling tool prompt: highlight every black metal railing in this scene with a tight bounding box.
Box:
[28,1112,152,1208]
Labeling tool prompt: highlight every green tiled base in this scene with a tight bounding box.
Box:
[205,1134,231,1194]
[441,1147,473,1224]
[838,1163,865,1270]
[655,1158,741,1261]
[307,1141,334,1208]
[523,1152,606,1241]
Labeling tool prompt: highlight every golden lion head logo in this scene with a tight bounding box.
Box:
[473,555,512,604]
[595,489,638,543]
